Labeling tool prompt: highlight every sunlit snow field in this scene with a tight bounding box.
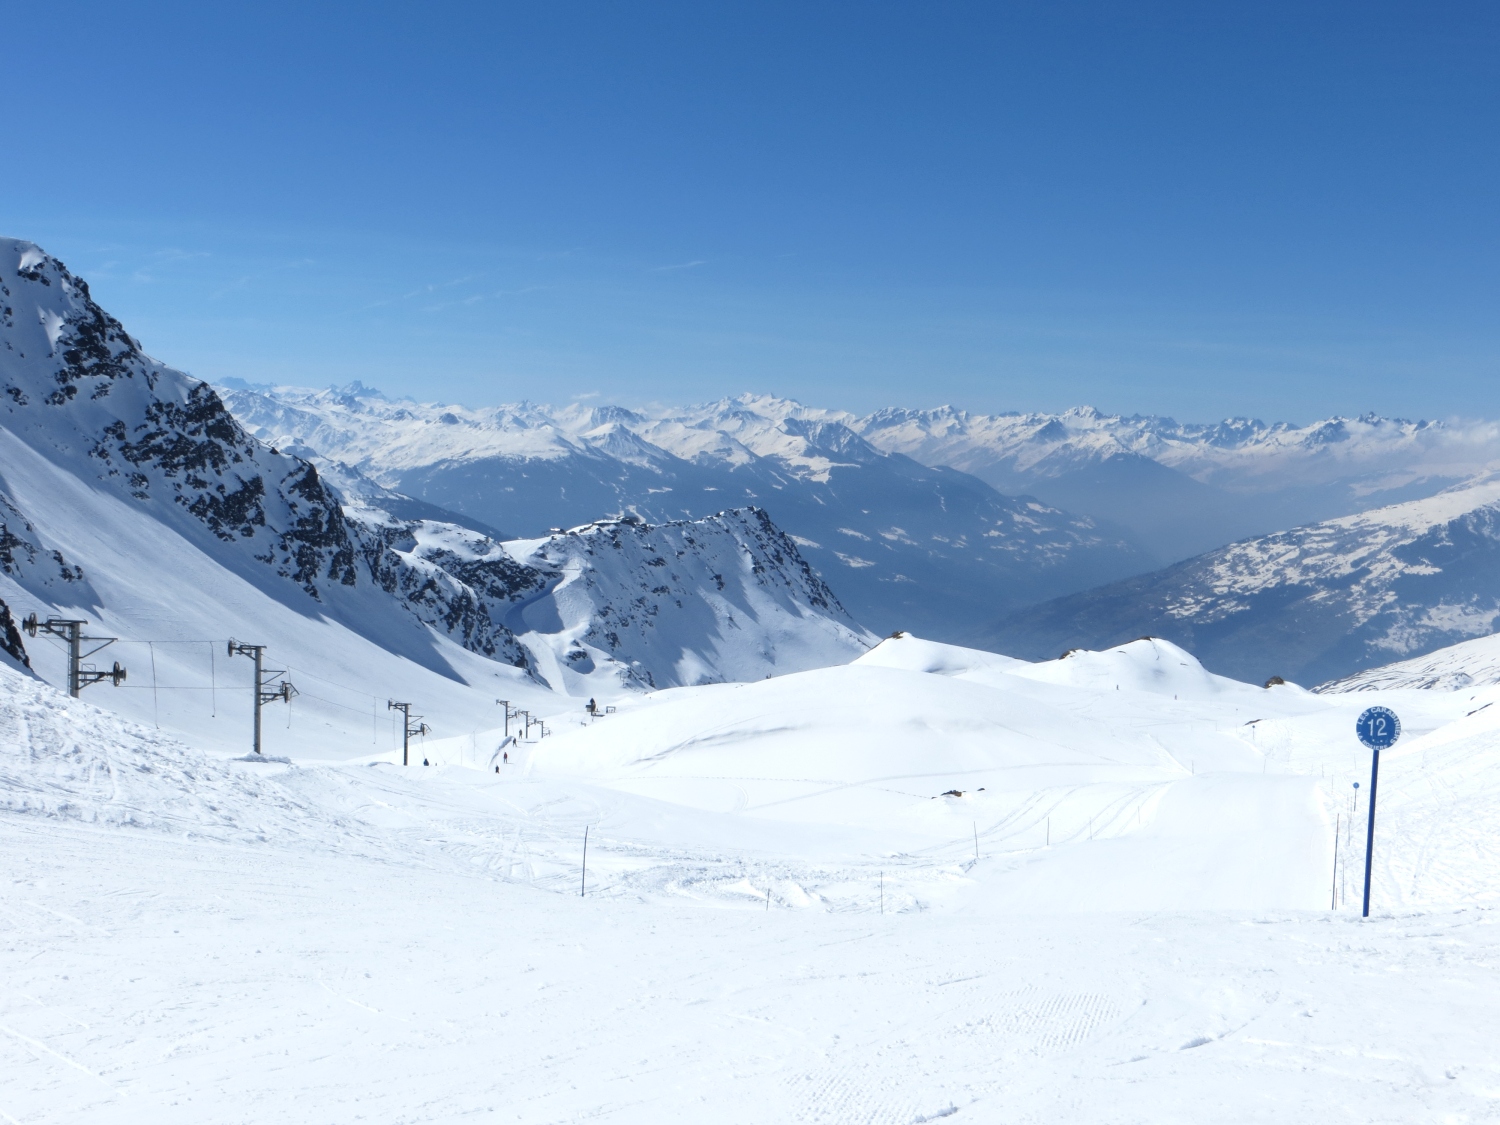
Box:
[3,635,1498,1122]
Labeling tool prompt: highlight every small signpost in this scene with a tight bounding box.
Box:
[1354,706,1401,918]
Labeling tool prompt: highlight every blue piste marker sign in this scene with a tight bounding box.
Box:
[1356,706,1401,750]
[1355,706,1401,917]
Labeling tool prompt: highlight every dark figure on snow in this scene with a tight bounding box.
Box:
[503,750,509,764]
[423,758,429,767]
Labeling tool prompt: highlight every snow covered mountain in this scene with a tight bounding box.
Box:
[981,473,1500,687]
[0,239,870,754]
[500,508,872,691]
[219,385,1155,640]
[0,238,548,667]
[1317,631,1500,693]
[860,405,1500,560]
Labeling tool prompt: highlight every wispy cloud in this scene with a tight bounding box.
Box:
[651,260,707,273]
[153,247,211,263]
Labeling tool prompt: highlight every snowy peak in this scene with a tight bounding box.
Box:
[504,507,876,691]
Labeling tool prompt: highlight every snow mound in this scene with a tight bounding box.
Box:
[527,645,1240,837]
[853,632,1030,676]
[1006,637,1254,699]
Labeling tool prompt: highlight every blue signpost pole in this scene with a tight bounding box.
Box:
[1354,706,1399,920]
[1361,747,1380,918]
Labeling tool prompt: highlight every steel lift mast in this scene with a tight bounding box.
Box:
[23,615,126,697]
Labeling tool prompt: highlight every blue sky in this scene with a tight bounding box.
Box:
[4,1,1496,421]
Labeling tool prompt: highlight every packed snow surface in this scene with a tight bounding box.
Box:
[3,634,1498,1122]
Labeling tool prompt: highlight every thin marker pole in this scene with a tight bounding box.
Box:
[1331,813,1340,911]
[973,822,979,863]
[580,825,589,898]
[879,871,884,915]
[148,642,160,728]
[1361,750,1381,918]
[1046,817,1049,847]
[766,885,771,912]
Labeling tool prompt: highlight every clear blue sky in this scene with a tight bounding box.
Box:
[4,1,1496,421]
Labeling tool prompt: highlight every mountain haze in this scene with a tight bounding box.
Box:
[861,405,1500,561]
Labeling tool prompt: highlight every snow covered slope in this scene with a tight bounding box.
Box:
[1318,630,1500,692]
[983,473,1500,687]
[3,630,1499,1122]
[219,384,1155,640]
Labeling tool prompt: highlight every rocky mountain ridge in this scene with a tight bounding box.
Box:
[0,238,541,668]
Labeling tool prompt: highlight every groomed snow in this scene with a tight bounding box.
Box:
[2,635,1498,1122]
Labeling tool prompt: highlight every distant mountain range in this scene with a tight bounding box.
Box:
[218,386,1157,639]
[862,405,1500,560]
[219,382,1500,658]
[982,474,1500,687]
